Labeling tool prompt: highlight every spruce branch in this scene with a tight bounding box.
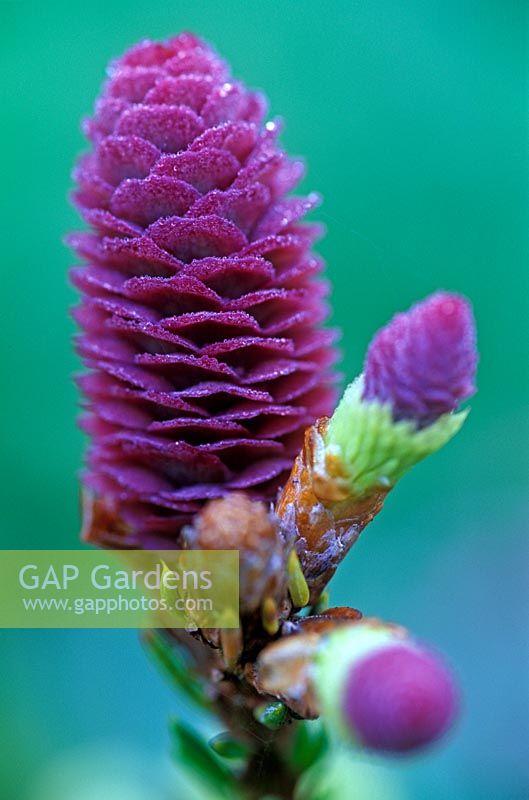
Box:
[70,32,478,800]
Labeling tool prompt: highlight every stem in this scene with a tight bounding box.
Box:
[240,730,300,799]
[154,629,305,797]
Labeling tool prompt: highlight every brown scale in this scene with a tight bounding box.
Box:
[276,417,388,602]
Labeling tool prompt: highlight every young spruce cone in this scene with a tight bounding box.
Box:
[277,292,477,600]
[70,33,339,546]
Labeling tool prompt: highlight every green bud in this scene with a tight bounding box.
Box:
[254,700,289,729]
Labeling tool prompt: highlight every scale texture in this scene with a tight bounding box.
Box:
[69,33,339,543]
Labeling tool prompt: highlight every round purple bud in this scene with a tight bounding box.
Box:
[342,643,458,753]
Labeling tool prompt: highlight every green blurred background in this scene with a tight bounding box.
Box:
[1,1,527,797]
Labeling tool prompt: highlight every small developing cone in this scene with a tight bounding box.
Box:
[276,292,477,602]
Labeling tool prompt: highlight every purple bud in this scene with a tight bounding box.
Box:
[363,292,477,427]
[342,643,458,753]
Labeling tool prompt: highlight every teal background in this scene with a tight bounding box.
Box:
[1,1,527,797]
